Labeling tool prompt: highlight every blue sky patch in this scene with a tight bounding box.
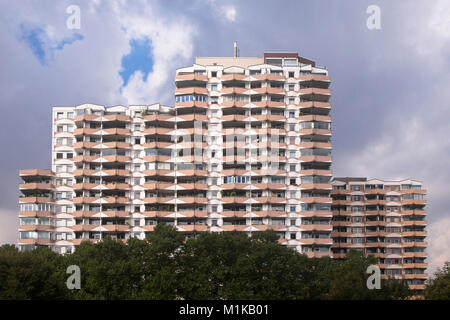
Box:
[120,38,154,87]
[19,23,83,65]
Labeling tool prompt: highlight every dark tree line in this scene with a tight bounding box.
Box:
[1,224,439,300]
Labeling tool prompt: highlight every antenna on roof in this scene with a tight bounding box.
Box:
[233,41,238,58]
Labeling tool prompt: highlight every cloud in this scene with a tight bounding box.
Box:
[428,217,450,275]
[0,209,17,246]
[393,0,450,67]
[223,6,236,22]
[18,23,83,65]
[0,0,449,263]
[114,0,196,104]
[119,37,154,87]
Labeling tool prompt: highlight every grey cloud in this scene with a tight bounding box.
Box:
[0,0,449,263]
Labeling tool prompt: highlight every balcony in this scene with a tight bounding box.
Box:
[19,183,53,191]
[20,169,53,177]
[175,73,208,82]
[19,196,53,204]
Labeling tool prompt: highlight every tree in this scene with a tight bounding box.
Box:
[176,230,311,300]
[425,261,450,300]
[0,245,66,299]
[140,223,185,299]
[327,250,410,300]
[64,237,143,299]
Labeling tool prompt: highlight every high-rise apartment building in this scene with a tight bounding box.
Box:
[19,50,333,257]
[331,177,427,290]
[17,48,427,291]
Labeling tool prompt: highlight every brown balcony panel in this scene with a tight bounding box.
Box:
[19,238,52,245]
[300,224,332,231]
[103,114,132,122]
[220,74,247,81]
[252,74,285,81]
[175,87,208,95]
[19,183,53,190]
[175,101,208,108]
[20,169,53,177]
[299,238,332,245]
[298,74,331,82]
[19,197,53,204]
[175,73,208,82]
[299,211,332,218]
[19,225,53,231]
[19,211,52,217]
[304,252,331,258]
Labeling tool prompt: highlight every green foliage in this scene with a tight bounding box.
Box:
[327,250,410,300]
[0,230,421,300]
[0,245,66,299]
[425,261,450,300]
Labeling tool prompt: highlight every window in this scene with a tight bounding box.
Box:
[57,125,63,132]
[290,164,296,172]
[289,111,295,118]
[211,71,217,78]
[290,178,296,185]
[290,233,296,240]
[288,72,295,78]
[291,219,296,226]
[288,97,295,104]
[134,138,141,144]
[290,151,296,158]
[290,206,296,212]
[211,84,218,91]
[288,84,295,91]
[67,112,74,119]
[289,124,295,131]
[67,153,73,159]
[56,153,63,159]
[211,219,218,226]
[56,112,63,119]
[211,205,217,212]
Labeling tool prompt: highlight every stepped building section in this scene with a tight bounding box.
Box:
[18,48,427,291]
[331,178,427,290]
[19,51,333,257]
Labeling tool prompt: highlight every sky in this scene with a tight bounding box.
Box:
[0,0,449,274]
